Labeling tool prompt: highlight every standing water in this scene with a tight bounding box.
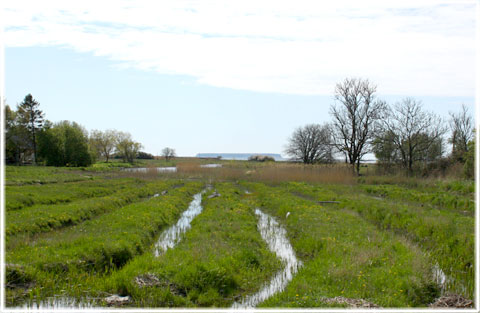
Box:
[154,190,205,256]
[21,297,98,309]
[432,263,468,296]
[232,208,302,308]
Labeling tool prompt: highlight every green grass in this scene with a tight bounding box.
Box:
[99,183,282,307]
[242,182,438,308]
[5,178,138,211]
[360,184,474,214]
[283,181,474,299]
[7,182,203,272]
[6,182,203,306]
[6,179,182,237]
[5,165,474,308]
[6,166,94,185]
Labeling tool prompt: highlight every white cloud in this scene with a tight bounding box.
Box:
[3,0,476,96]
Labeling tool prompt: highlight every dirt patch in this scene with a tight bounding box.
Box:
[6,264,34,290]
[134,273,161,287]
[207,191,221,199]
[321,296,380,308]
[134,273,186,297]
[429,294,473,308]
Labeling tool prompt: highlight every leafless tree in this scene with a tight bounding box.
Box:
[285,123,334,164]
[382,98,447,174]
[449,104,474,161]
[330,78,386,174]
[162,147,176,161]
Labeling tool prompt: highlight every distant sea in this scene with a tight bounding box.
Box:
[196,153,285,161]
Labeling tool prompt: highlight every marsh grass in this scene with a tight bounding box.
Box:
[99,183,282,307]
[6,179,184,237]
[361,184,474,214]
[173,162,355,184]
[5,178,138,211]
[6,166,93,185]
[283,181,474,299]
[243,182,439,307]
[6,183,203,306]
[5,165,474,308]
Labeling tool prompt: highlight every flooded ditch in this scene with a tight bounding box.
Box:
[154,190,206,256]
[432,263,468,297]
[124,167,177,173]
[124,164,222,174]
[232,208,302,308]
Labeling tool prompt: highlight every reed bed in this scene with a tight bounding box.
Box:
[174,162,355,184]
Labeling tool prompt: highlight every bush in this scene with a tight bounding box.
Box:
[137,151,154,159]
[248,155,275,162]
[38,121,92,167]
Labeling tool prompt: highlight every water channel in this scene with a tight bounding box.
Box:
[232,208,302,308]
[154,190,206,256]
[124,164,222,174]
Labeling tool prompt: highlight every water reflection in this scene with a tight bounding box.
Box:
[432,263,467,296]
[154,190,205,256]
[21,297,98,309]
[232,208,302,308]
[124,167,177,173]
[200,164,222,168]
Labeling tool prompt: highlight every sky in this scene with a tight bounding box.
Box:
[2,0,477,157]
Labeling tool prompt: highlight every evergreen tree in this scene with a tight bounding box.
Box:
[17,94,44,164]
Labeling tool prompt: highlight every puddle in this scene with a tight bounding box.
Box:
[154,190,205,256]
[125,165,221,172]
[432,263,467,296]
[232,208,302,308]
[200,164,222,168]
[433,264,447,287]
[124,167,177,173]
[21,297,99,309]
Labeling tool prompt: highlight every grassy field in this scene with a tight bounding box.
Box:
[4,162,475,308]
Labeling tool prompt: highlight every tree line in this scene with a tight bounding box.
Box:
[5,94,146,166]
[285,78,475,178]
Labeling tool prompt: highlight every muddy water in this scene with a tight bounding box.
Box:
[232,208,302,308]
[154,191,205,256]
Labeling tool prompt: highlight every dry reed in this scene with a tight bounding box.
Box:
[175,162,355,184]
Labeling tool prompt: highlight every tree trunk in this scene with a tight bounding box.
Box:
[32,130,37,165]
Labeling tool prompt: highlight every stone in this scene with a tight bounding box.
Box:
[105,295,130,306]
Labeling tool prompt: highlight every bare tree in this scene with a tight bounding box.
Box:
[330,78,386,174]
[449,104,474,161]
[161,147,176,161]
[285,123,333,164]
[382,98,446,174]
[90,129,118,163]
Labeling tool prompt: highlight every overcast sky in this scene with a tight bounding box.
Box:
[3,0,477,156]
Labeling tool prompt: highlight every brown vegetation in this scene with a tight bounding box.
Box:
[176,162,355,184]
